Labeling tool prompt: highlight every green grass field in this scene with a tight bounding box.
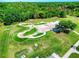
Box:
[69,53,79,58]
[0,16,79,58]
[24,28,37,36]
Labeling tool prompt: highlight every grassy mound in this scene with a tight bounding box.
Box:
[34,33,44,36]
[24,28,37,36]
[69,53,79,58]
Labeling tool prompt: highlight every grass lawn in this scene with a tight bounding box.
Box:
[69,53,79,58]
[0,30,9,57]
[24,28,37,36]
[0,16,79,58]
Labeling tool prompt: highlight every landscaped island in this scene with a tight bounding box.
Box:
[0,2,79,58]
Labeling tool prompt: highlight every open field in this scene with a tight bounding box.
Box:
[0,16,79,58]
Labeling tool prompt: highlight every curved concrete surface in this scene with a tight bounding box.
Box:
[17,21,59,39]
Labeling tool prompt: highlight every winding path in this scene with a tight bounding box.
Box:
[17,21,59,39]
[73,31,79,35]
[17,21,79,58]
[17,23,47,38]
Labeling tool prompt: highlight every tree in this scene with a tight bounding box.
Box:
[38,11,46,18]
[0,2,79,25]
[59,11,66,18]
[3,13,15,25]
[56,20,76,33]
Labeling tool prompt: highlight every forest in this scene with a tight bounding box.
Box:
[0,2,79,25]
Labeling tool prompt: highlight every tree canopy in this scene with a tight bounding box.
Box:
[56,20,77,33]
[0,2,79,25]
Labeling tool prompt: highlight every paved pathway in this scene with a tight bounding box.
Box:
[17,21,59,39]
[48,31,79,58]
[18,22,79,58]
[48,40,79,58]
[63,40,79,58]
[73,31,79,35]
[62,31,79,58]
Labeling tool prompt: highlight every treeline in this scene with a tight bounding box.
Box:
[0,2,79,25]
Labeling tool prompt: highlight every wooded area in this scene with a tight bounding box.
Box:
[0,2,79,25]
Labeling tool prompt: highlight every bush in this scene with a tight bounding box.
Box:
[55,20,77,33]
[59,11,66,18]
